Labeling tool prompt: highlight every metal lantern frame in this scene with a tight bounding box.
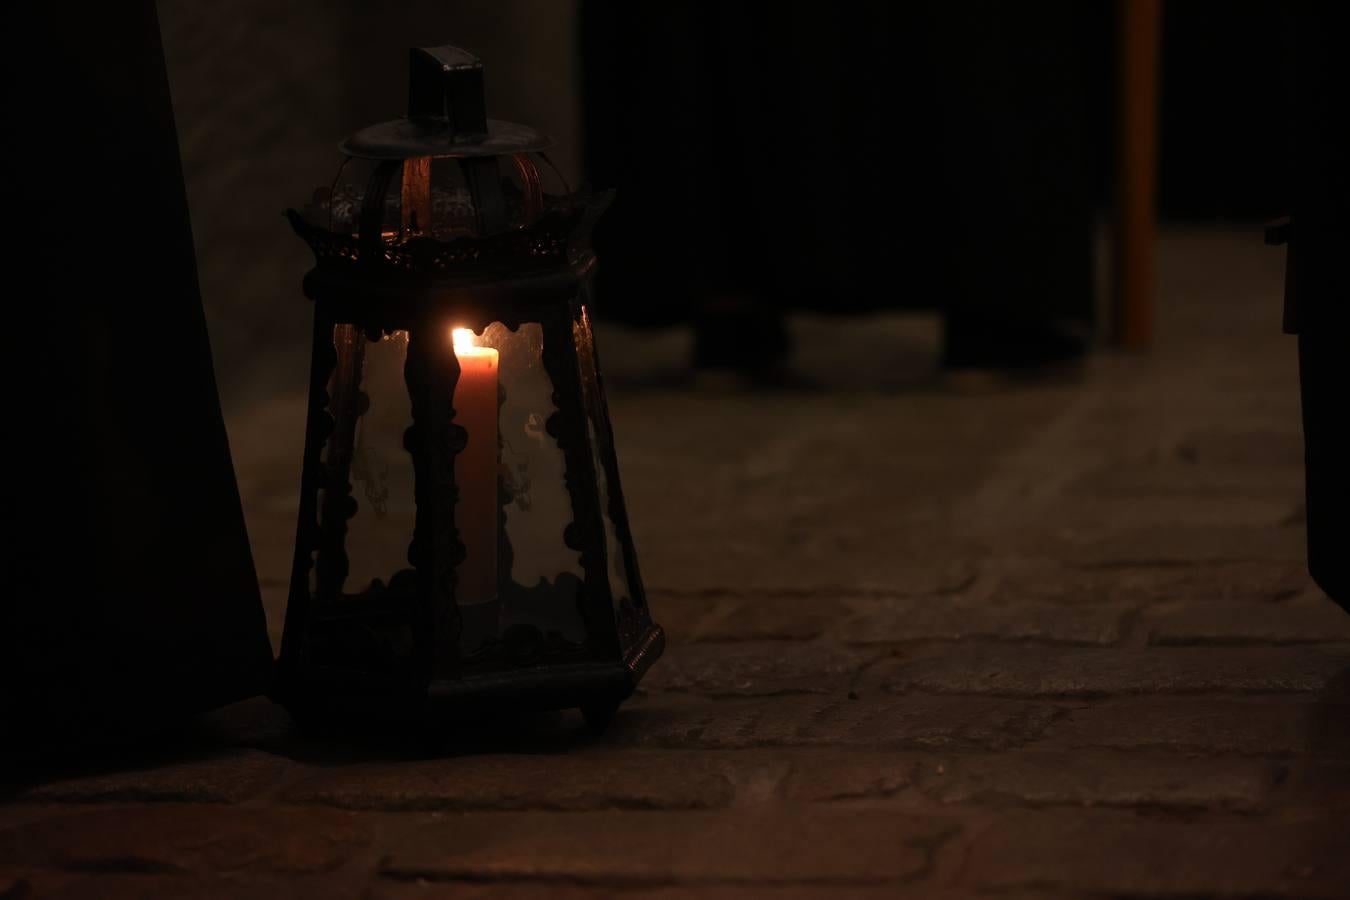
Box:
[274,46,663,729]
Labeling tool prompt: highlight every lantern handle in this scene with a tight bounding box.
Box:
[408,45,488,139]
[511,154,543,225]
[535,152,572,197]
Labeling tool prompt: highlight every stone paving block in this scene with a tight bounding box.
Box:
[376,809,960,886]
[608,695,835,749]
[0,870,79,899]
[368,883,612,900]
[641,642,877,697]
[1279,759,1350,810]
[834,597,1126,646]
[18,750,291,805]
[1068,457,1304,502]
[371,883,1026,900]
[0,806,370,876]
[1147,597,1350,646]
[0,804,86,832]
[650,591,852,643]
[1130,561,1317,604]
[779,752,917,803]
[648,594,726,645]
[815,697,1068,753]
[882,646,1350,698]
[1057,494,1300,532]
[0,871,366,900]
[1049,523,1306,567]
[612,695,1065,752]
[639,527,980,602]
[281,751,770,812]
[1175,426,1306,468]
[987,560,1316,607]
[917,751,1271,811]
[1045,697,1350,757]
[963,812,1350,897]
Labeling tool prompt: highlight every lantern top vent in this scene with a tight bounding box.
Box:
[341,45,551,161]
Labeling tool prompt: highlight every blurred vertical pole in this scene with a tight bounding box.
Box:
[1114,0,1162,349]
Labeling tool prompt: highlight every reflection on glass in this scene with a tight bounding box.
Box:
[331,328,417,600]
[573,308,638,638]
[476,321,588,656]
[305,326,419,678]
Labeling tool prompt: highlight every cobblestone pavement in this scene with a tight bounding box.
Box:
[4,231,1349,898]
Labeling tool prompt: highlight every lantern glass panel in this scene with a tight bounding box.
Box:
[329,327,417,600]
[572,310,639,620]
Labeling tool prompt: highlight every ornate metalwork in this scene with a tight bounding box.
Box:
[287,206,575,280]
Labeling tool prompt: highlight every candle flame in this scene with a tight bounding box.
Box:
[452,327,476,352]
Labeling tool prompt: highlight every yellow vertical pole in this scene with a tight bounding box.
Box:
[1115,0,1162,349]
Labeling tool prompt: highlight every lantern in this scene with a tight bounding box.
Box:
[274,46,663,729]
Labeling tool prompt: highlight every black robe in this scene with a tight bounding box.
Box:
[2,2,272,745]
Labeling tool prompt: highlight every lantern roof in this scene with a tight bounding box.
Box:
[341,45,551,160]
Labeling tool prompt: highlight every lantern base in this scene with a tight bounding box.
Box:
[273,623,663,734]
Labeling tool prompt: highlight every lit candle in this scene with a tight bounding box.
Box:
[451,327,499,606]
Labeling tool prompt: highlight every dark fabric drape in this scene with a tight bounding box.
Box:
[580,1,1106,337]
[2,2,272,745]
[1287,2,1349,610]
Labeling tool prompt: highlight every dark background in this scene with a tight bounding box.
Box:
[143,1,1302,596]
[155,0,1293,391]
